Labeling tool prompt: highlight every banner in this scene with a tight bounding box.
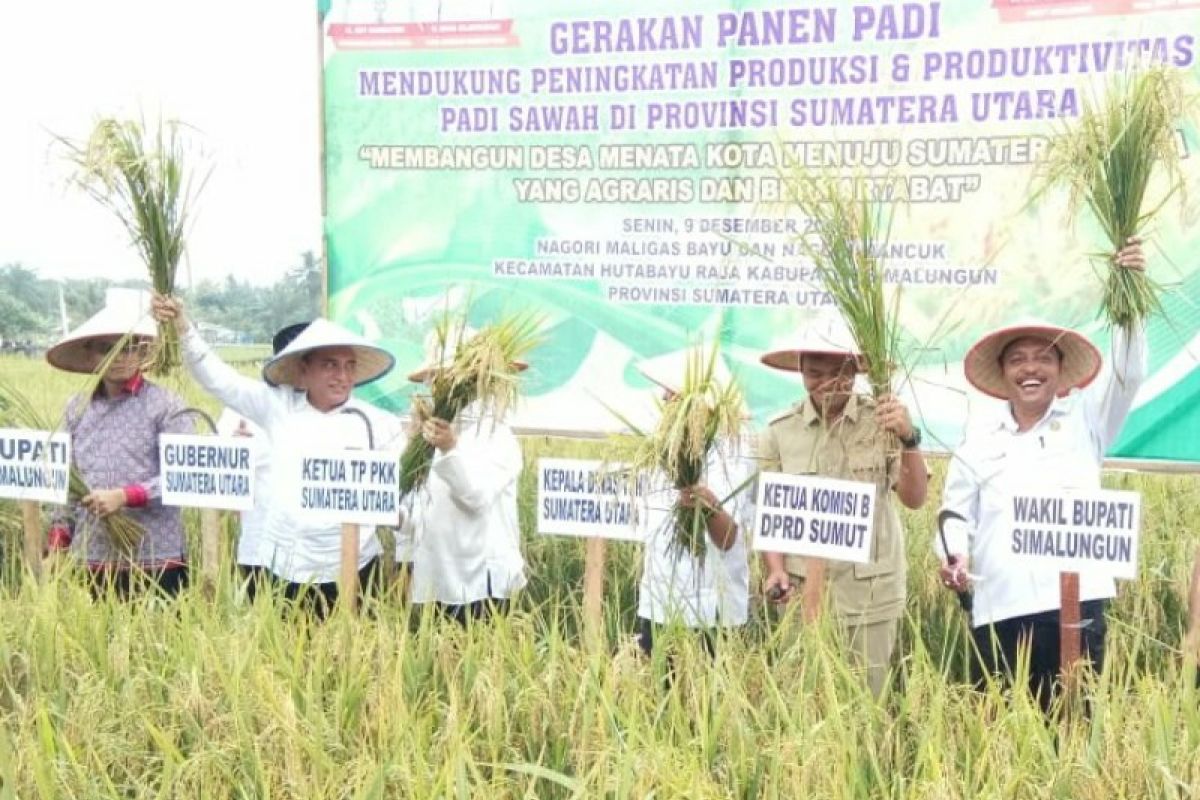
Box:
[320,0,1200,461]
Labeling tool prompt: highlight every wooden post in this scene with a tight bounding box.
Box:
[1184,546,1200,677]
[1059,571,1082,685]
[199,508,221,590]
[340,522,360,613]
[21,501,41,582]
[802,557,826,624]
[583,537,606,647]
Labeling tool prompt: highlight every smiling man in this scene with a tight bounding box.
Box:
[153,294,404,616]
[938,238,1147,710]
[759,315,928,696]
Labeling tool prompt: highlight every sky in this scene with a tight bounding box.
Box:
[0,0,323,286]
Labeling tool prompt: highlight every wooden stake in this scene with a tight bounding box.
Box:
[1059,571,1082,686]
[200,508,221,590]
[340,522,360,613]
[21,501,41,582]
[583,537,606,647]
[802,557,826,624]
[1184,546,1200,676]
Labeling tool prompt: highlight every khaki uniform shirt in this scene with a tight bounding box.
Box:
[758,394,906,625]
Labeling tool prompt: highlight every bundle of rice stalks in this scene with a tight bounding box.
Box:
[0,378,145,554]
[58,117,207,375]
[608,346,744,563]
[399,313,541,495]
[781,173,902,400]
[1034,66,1193,329]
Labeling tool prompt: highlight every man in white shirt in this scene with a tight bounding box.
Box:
[153,295,405,617]
[631,351,755,657]
[405,336,526,623]
[215,321,310,599]
[938,239,1147,709]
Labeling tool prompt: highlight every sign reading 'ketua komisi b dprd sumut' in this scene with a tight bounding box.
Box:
[1004,488,1141,580]
[160,434,256,511]
[0,428,70,504]
[752,472,877,564]
[286,447,401,526]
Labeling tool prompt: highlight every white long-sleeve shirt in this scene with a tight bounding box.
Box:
[182,328,405,584]
[636,445,755,628]
[939,325,1147,627]
[407,409,525,605]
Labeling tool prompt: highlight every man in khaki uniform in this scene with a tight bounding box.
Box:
[759,318,929,695]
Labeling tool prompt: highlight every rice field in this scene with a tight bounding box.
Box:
[1,354,1198,798]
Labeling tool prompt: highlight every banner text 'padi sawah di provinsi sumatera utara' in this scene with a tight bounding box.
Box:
[320,0,1200,461]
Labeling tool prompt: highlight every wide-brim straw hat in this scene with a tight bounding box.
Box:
[635,349,735,396]
[262,318,395,388]
[406,325,528,383]
[46,288,157,374]
[760,315,863,373]
[964,318,1101,400]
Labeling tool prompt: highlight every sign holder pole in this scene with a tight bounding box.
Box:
[21,500,42,582]
[802,557,826,624]
[1059,571,1082,692]
[1184,546,1200,682]
[583,537,606,647]
[340,522,360,613]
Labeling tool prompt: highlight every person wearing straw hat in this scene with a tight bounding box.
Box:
[45,288,194,597]
[632,349,756,657]
[758,314,929,696]
[152,295,404,616]
[214,321,310,599]
[404,327,526,624]
[937,240,1147,710]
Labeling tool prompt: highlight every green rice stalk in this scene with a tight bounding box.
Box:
[0,377,146,555]
[399,312,542,495]
[57,117,208,375]
[606,345,744,563]
[1034,66,1193,329]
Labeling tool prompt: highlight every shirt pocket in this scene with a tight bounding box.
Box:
[846,451,897,579]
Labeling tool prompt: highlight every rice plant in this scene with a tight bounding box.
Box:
[57,117,208,375]
[605,345,745,563]
[1034,66,1194,329]
[399,312,542,494]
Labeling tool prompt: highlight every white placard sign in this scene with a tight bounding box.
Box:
[1004,488,1141,580]
[537,458,649,541]
[287,447,401,526]
[0,428,70,504]
[160,434,256,511]
[752,472,877,564]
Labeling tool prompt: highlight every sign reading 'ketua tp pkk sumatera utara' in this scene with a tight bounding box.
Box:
[160,434,256,511]
[752,472,877,564]
[286,447,401,526]
[537,457,649,541]
[0,428,70,504]
[1004,488,1141,580]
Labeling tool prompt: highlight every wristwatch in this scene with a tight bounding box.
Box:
[900,427,922,450]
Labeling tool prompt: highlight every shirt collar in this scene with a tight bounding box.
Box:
[94,372,145,399]
[996,392,1074,433]
[801,393,862,427]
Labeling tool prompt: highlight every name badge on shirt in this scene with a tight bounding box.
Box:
[1003,487,1141,579]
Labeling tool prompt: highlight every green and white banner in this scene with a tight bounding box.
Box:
[320,0,1200,461]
